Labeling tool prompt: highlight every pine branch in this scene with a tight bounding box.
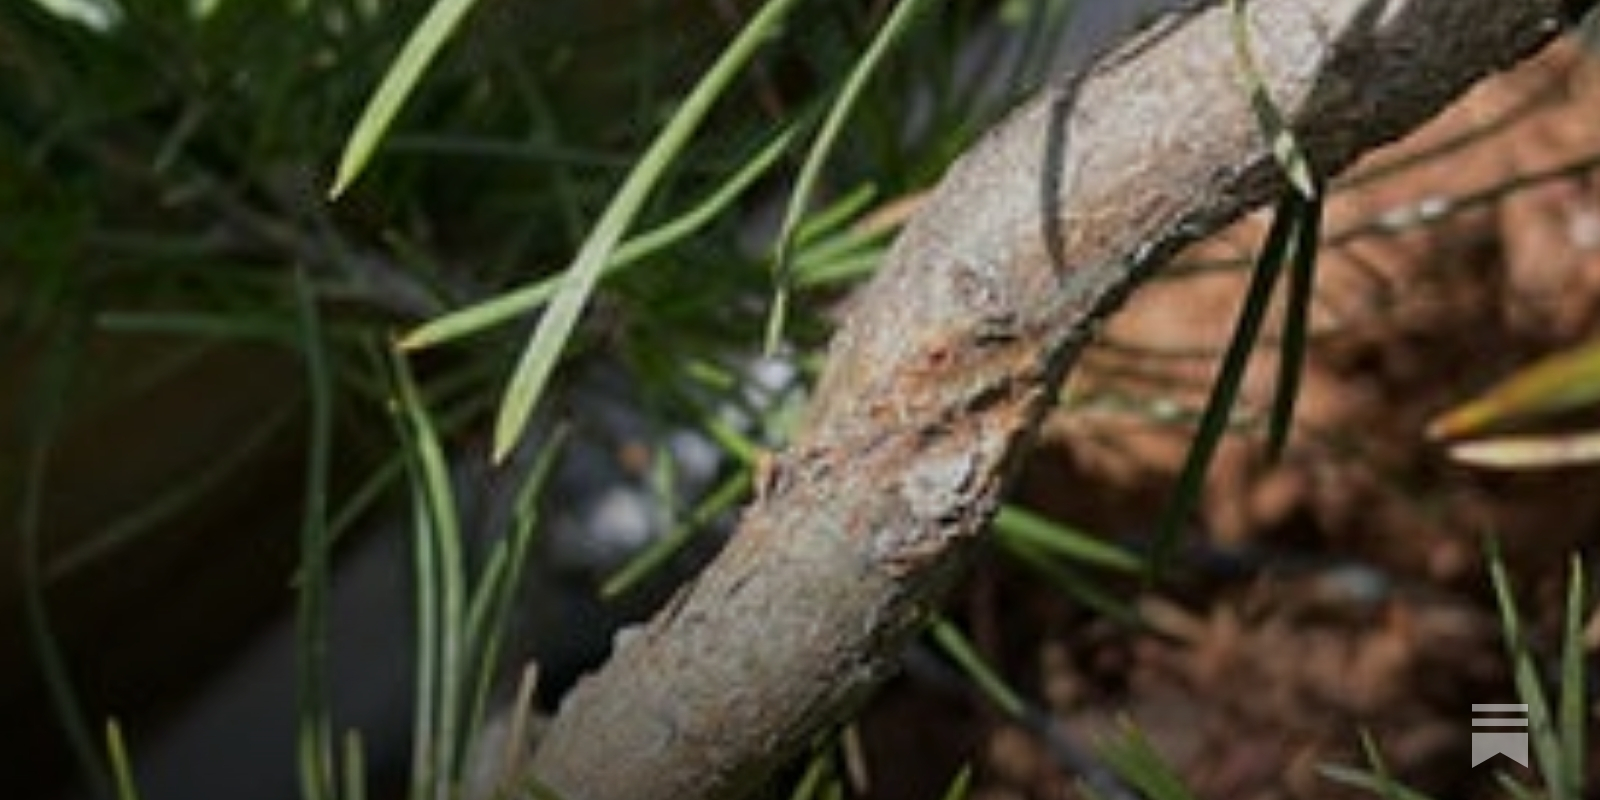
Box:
[526,1,1592,797]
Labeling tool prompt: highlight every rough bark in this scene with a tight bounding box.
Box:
[527,2,1591,798]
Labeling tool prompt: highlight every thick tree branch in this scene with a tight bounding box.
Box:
[527,2,1590,798]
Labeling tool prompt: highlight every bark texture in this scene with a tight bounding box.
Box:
[527,2,1590,798]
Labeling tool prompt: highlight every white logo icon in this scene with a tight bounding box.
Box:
[1471,703,1529,768]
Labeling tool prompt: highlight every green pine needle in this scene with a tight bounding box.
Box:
[765,0,934,352]
[331,0,486,198]
[1153,190,1301,567]
[489,0,803,463]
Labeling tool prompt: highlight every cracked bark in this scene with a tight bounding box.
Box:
[526,2,1592,798]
